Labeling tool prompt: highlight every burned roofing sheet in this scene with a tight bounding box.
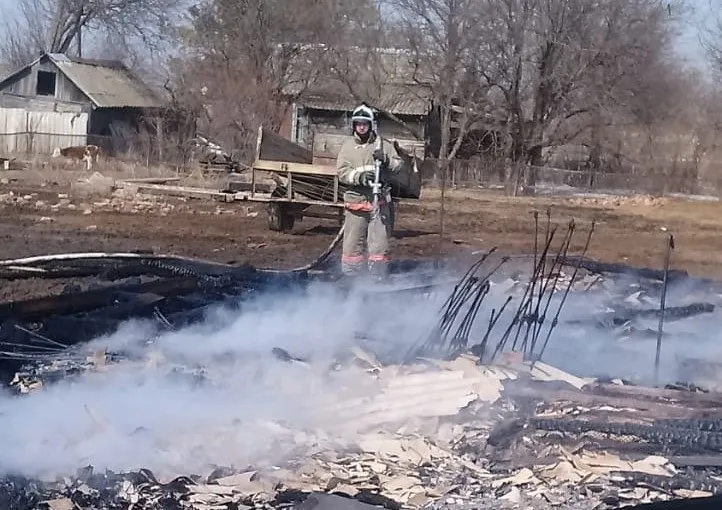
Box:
[47,53,163,109]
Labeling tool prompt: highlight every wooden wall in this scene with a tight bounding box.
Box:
[294,107,426,161]
[0,93,89,113]
[0,107,88,154]
[0,59,88,104]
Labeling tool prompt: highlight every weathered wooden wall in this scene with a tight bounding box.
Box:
[0,107,88,154]
[1,60,87,103]
[295,108,426,161]
[0,93,88,113]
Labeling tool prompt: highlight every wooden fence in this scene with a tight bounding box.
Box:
[0,107,89,154]
[419,158,720,197]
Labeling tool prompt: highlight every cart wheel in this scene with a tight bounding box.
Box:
[267,203,295,232]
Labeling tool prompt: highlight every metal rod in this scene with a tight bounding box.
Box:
[13,324,68,348]
[533,221,595,365]
[527,220,576,356]
[654,234,675,383]
[508,226,558,353]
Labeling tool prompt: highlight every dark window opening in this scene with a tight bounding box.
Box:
[36,71,56,96]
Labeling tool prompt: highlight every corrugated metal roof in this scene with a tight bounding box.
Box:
[282,46,433,116]
[299,95,430,116]
[47,53,162,109]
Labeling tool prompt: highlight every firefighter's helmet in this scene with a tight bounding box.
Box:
[351,104,375,128]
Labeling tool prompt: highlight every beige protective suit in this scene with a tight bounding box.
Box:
[336,130,408,276]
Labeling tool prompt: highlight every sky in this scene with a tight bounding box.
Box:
[0,0,715,71]
[676,0,715,71]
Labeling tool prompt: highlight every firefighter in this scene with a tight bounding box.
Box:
[336,104,407,277]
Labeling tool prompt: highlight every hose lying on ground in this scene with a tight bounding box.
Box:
[0,224,346,278]
[259,224,345,274]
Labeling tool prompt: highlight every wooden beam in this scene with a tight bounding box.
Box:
[233,192,344,208]
[253,159,337,176]
[300,210,345,220]
[125,183,236,202]
[257,127,313,163]
[122,177,181,184]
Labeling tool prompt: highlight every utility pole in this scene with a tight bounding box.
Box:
[76,26,82,57]
[76,10,83,58]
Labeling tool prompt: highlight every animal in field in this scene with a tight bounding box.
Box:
[52,144,101,169]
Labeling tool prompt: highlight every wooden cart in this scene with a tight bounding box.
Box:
[122,127,423,233]
[233,127,421,233]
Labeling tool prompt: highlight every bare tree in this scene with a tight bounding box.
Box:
[382,0,493,170]
[0,0,181,65]
[467,0,684,191]
[171,0,373,158]
[700,0,722,75]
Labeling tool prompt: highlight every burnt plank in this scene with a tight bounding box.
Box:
[587,383,722,409]
[670,455,722,468]
[0,277,201,319]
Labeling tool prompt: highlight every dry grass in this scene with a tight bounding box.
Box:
[7,155,240,190]
[406,188,722,278]
[5,162,722,278]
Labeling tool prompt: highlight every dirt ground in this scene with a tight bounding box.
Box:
[2,164,722,302]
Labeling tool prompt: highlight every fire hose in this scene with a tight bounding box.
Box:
[0,224,346,279]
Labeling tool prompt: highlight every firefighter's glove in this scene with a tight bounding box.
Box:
[359,169,377,187]
[373,149,389,168]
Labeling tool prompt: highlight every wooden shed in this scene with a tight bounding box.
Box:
[280,47,433,164]
[0,53,164,155]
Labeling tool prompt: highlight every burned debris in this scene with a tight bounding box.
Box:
[0,215,721,510]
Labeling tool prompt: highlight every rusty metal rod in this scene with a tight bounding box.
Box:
[533,221,595,365]
[655,234,675,383]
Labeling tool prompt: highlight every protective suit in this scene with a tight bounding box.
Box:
[336,104,410,277]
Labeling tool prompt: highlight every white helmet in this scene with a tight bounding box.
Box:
[351,104,375,126]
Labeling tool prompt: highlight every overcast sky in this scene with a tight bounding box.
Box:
[0,0,714,72]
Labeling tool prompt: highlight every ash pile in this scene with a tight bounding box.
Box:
[1,220,722,510]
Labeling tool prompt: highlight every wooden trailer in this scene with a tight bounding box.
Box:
[240,127,422,232]
[119,127,423,233]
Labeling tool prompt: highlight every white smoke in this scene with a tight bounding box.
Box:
[0,265,717,480]
[0,278,446,481]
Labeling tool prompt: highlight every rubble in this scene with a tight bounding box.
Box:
[4,341,722,510]
[0,232,721,509]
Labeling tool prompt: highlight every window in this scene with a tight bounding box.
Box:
[36,71,56,96]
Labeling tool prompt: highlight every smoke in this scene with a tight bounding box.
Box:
[0,265,718,480]
[0,277,446,481]
[536,275,722,386]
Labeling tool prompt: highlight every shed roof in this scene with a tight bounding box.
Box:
[282,45,433,117]
[297,94,430,116]
[47,54,162,108]
[0,53,163,109]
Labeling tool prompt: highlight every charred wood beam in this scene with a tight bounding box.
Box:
[609,303,715,325]
[505,383,718,420]
[588,383,722,409]
[655,419,722,433]
[669,455,722,468]
[10,316,124,348]
[613,471,722,494]
[532,418,722,452]
[0,277,201,320]
[623,496,722,509]
[557,255,689,282]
